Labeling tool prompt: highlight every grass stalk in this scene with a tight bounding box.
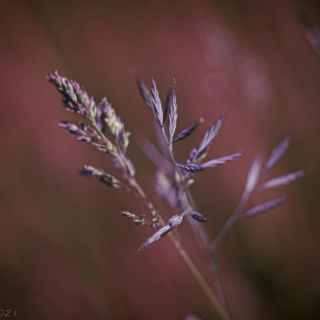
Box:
[129,177,230,320]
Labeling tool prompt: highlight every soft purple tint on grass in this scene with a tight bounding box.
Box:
[151,77,164,126]
[172,123,198,143]
[47,71,93,118]
[258,169,308,191]
[184,312,202,320]
[136,135,173,174]
[136,76,155,116]
[80,165,122,188]
[202,152,243,168]
[57,121,91,142]
[163,87,171,123]
[177,163,204,173]
[169,88,178,142]
[154,169,177,208]
[197,112,228,157]
[138,225,172,251]
[238,195,292,221]
[138,215,182,251]
[153,120,171,158]
[265,134,292,171]
[244,155,262,196]
[190,212,208,223]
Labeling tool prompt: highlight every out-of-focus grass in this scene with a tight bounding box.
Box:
[0,0,319,319]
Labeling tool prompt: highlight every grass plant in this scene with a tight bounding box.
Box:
[48,71,307,319]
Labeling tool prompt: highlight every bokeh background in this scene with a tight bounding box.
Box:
[1,0,320,319]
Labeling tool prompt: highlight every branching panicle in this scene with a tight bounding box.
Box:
[50,70,308,320]
[49,71,135,183]
[209,134,307,253]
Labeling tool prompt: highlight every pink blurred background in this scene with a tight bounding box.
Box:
[0,0,320,319]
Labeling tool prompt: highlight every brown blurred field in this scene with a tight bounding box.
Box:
[1,0,320,319]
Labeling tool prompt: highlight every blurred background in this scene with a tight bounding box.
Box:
[1,0,320,319]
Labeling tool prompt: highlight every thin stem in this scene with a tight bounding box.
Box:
[94,116,229,318]
[183,190,237,320]
[170,235,231,320]
[161,124,234,319]
[209,193,250,253]
[161,122,236,318]
[128,177,154,212]
[128,177,230,320]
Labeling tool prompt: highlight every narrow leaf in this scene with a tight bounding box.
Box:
[169,89,178,141]
[202,152,243,168]
[238,195,292,221]
[265,134,292,171]
[177,163,204,173]
[258,169,308,191]
[151,77,163,126]
[172,123,198,143]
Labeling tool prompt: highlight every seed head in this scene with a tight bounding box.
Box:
[190,212,208,223]
[138,215,182,251]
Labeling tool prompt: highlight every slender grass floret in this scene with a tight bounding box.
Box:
[48,71,308,320]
